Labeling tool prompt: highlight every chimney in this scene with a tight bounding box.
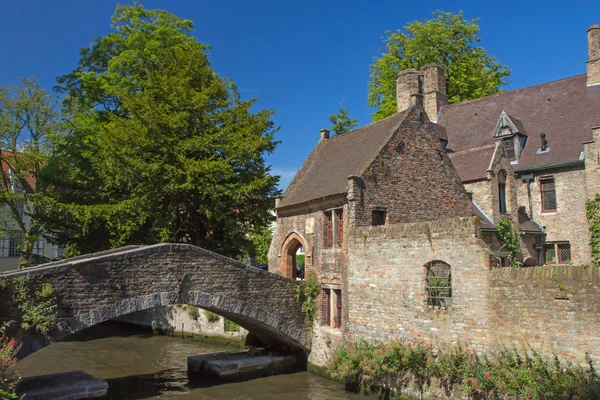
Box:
[422,64,448,122]
[540,133,548,152]
[319,128,330,140]
[587,24,600,86]
[396,68,423,112]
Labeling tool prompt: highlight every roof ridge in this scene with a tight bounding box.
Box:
[440,74,587,111]
[324,110,404,141]
[448,144,496,156]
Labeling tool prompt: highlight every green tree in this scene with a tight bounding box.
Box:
[328,102,358,136]
[245,224,273,265]
[40,3,279,258]
[368,10,511,121]
[0,78,61,268]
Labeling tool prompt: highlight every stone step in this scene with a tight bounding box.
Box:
[16,370,108,400]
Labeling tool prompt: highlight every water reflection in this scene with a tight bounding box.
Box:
[18,322,371,399]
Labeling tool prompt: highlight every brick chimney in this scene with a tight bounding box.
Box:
[396,68,423,112]
[587,24,600,86]
[320,128,330,140]
[422,64,448,122]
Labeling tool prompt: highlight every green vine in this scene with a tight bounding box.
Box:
[497,218,521,267]
[295,272,320,327]
[586,194,600,262]
[12,274,58,334]
[552,272,576,297]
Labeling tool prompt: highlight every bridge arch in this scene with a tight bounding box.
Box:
[0,244,310,358]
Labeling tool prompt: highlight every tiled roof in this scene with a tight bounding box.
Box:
[439,74,600,173]
[278,110,410,209]
[448,145,496,182]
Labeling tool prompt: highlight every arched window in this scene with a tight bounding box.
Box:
[498,170,507,214]
[426,261,452,309]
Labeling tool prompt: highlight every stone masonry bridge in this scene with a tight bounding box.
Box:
[0,244,309,358]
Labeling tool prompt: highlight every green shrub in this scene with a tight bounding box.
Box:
[327,339,600,398]
[295,271,319,326]
[12,275,58,334]
[182,305,200,320]
[224,319,240,332]
[204,310,220,323]
[0,322,20,399]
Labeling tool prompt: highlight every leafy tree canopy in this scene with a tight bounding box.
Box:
[41,3,279,258]
[328,102,358,136]
[368,10,511,121]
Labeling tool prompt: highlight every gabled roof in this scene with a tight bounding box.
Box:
[439,74,600,173]
[492,111,527,138]
[448,144,496,182]
[278,109,410,209]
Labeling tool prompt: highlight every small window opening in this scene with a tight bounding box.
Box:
[503,137,516,161]
[372,210,386,226]
[322,287,342,329]
[426,261,452,309]
[498,171,507,214]
[324,209,343,248]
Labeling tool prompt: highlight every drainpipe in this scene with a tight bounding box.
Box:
[521,173,534,219]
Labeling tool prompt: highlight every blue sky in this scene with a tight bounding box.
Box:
[1,0,599,190]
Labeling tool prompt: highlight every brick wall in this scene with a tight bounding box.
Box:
[350,108,472,227]
[333,216,600,365]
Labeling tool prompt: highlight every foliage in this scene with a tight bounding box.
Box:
[497,218,521,267]
[368,10,510,121]
[328,102,358,136]
[40,2,279,259]
[295,254,305,275]
[224,319,240,332]
[0,322,20,399]
[552,272,577,296]
[0,78,62,268]
[182,305,199,320]
[294,272,319,326]
[204,310,220,323]
[244,224,273,265]
[327,339,600,399]
[586,194,600,262]
[12,275,57,334]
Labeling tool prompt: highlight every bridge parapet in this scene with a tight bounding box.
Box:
[0,244,309,358]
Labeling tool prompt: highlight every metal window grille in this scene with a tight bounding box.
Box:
[558,243,571,263]
[541,178,557,211]
[336,209,343,247]
[426,261,452,309]
[503,138,515,160]
[544,244,557,264]
[324,211,333,248]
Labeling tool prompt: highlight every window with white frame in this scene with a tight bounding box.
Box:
[51,244,64,259]
[32,236,44,256]
[0,231,23,258]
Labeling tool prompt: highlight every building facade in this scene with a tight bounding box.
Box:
[271,25,600,364]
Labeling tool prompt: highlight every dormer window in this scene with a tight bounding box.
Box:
[493,111,527,163]
[503,137,516,161]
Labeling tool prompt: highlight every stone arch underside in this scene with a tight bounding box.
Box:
[0,244,309,359]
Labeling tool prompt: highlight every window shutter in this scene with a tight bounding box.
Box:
[335,289,342,329]
[336,210,343,247]
[326,212,332,248]
[324,289,331,326]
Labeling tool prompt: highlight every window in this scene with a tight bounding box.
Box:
[540,177,556,212]
[544,242,571,264]
[8,169,22,193]
[32,236,44,256]
[426,261,452,309]
[324,211,333,248]
[0,231,23,258]
[322,287,342,329]
[498,171,507,214]
[503,137,516,161]
[372,210,386,226]
[335,209,343,247]
[52,244,64,259]
[324,209,343,248]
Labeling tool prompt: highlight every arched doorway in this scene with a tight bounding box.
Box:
[281,233,306,280]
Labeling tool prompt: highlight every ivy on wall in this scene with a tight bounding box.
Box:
[295,272,319,327]
[586,194,600,262]
[497,218,521,267]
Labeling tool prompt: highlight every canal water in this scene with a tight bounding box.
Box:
[18,322,373,399]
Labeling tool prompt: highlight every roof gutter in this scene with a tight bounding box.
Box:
[514,160,583,173]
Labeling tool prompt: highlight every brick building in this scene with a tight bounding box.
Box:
[272,25,600,364]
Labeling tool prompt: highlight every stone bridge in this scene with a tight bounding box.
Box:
[0,244,309,358]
